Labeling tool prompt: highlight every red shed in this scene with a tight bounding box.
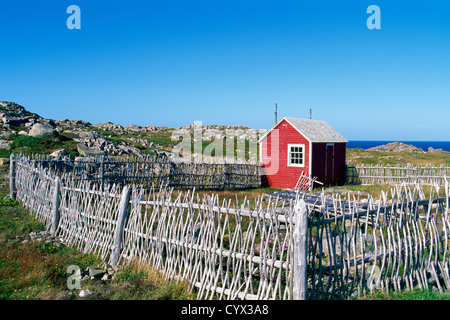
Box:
[259,117,348,189]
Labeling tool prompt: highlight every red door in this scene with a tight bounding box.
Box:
[326,144,334,185]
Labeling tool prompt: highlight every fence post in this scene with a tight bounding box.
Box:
[9,154,16,199]
[109,185,132,267]
[168,161,176,188]
[293,199,308,300]
[99,155,105,185]
[223,164,230,190]
[50,176,61,234]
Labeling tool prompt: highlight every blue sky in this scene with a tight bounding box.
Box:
[0,1,449,140]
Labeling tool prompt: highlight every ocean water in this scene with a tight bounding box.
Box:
[347,141,450,152]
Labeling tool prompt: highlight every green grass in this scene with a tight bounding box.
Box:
[0,198,192,300]
[80,260,193,300]
[89,128,119,138]
[0,166,192,300]
[347,148,450,166]
[146,129,176,148]
[0,198,101,299]
[360,288,450,300]
[0,134,79,158]
[318,184,394,198]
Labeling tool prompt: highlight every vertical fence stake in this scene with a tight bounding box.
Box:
[109,185,132,267]
[9,154,16,199]
[99,155,105,186]
[293,199,308,300]
[50,176,61,234]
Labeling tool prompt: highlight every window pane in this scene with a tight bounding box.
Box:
[289,145,304,165]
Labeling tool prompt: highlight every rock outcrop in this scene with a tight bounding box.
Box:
[367,142,425,153]
[0,101,154,157]
[0,101,42,129]
[428,147,446,153]
[0,100,266,159]
[71,130,145,157]
[28,123,57,137]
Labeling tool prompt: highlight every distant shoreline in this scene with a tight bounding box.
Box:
[347,141,450,152]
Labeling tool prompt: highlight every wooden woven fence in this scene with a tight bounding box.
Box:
[10,154,450,300]
[29,154,263,190]
[11,154,301,300]
[350,164,450,186]
[307,183,450,299]
[119,188,300,300]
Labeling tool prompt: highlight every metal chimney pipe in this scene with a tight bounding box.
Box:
[275,103,277,124]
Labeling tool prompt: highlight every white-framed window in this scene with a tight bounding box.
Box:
[288,144,305,167]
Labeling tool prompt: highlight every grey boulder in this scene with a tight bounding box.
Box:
[28,123,56,137]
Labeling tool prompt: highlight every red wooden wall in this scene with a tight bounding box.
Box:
[261,119,347,188]
[261,120,310,189]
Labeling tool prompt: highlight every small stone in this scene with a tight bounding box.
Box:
[104,263,116,275]
[50,149,67,158]
[87,266,106,279]
[79,289,94,298]
[101,273,110,281]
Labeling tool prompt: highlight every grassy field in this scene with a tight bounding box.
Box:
[0,205,192,300]
[0,134,80,159]
[360,289,450,300]
[347,148,450,166]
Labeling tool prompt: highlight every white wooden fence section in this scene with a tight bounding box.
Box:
[352,164,450,186]
[10,154,450,300]
[12,154,301,300]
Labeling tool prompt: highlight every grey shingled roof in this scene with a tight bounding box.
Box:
[283,117,348,143]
